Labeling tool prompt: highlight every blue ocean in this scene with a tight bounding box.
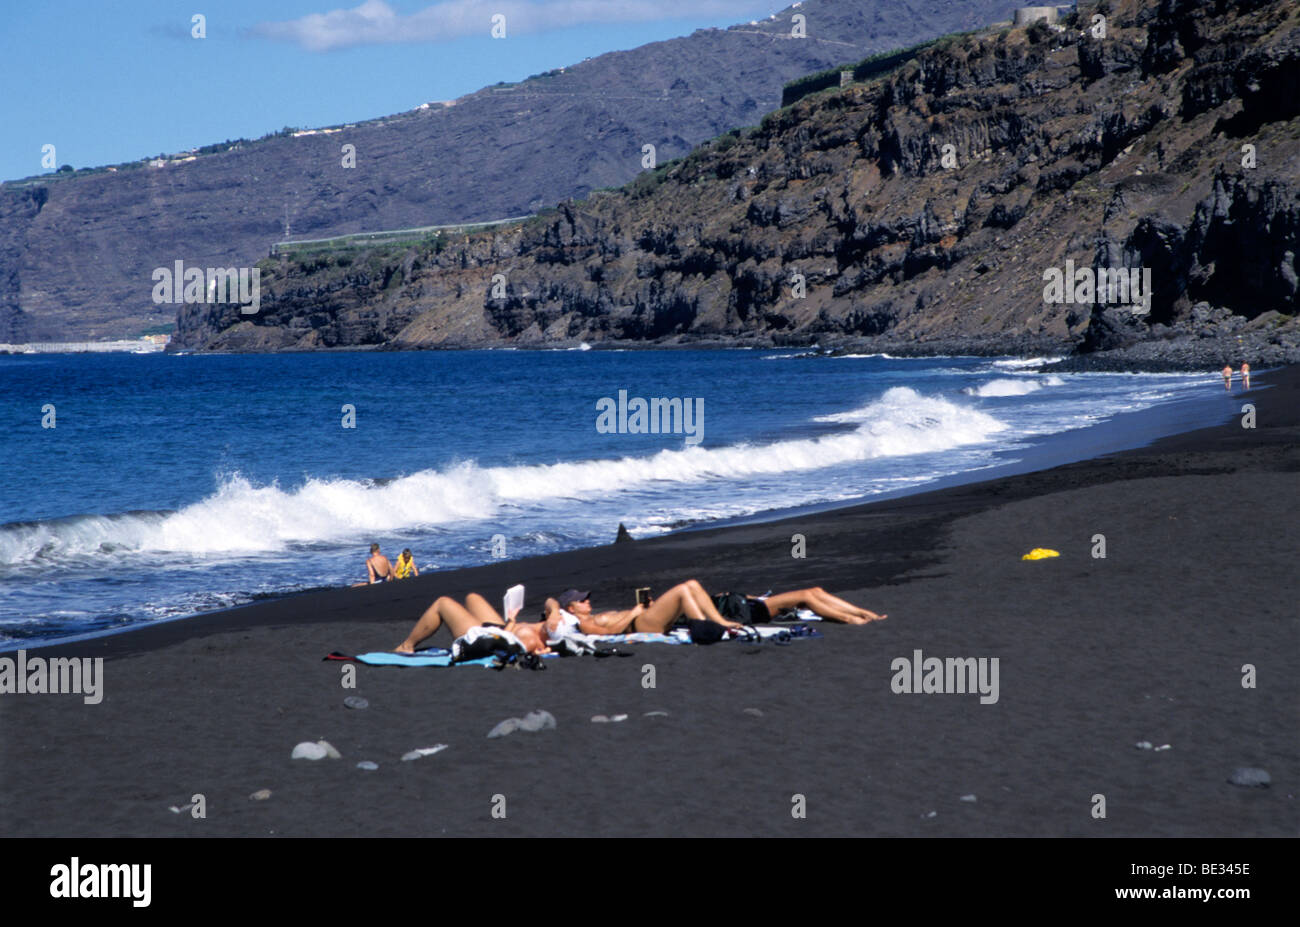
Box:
[0,349,1239,647]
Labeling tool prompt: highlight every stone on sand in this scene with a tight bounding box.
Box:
[1228,767,1270,788]
[292,741,328,760]
[488,718,520,738]
[490,710,557,737]
[517,710,556,731]
[401,744,448,761]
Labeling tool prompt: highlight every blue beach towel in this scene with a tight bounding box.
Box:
[325,624,819,669]
[350,650,556,667]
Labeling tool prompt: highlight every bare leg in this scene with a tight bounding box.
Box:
[805,587,885,622]
[635,581,742,633]
[396,597,483,652]
[680,579,733,625]
[764,589,860,623]
[464,592,505,625]
[764,588,885,624]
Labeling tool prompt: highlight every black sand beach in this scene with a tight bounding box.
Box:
[2,368,1296,839]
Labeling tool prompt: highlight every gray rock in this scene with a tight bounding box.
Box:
[292,741,328,760]
[401,744,448,761]
[490,712,558,737]
[591,715,609,723]
[743,708,764,717]
[1228,767,1270,788]
[317,740,342,759]
[249,789,272,801]
[644,711,669,717]
[1135,741,1153,750]
[344,696,369,710]
[960,794,977,802]
[488,718,520,738]
[356,761,379,771]
[517,710,556,731]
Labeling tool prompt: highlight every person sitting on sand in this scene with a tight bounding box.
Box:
[1241,362,1251,389]
[543,581,746,639]
[393,548,419,579]
[366,544,397,584]
[395,593,551,655]
[1222,364,1233,390]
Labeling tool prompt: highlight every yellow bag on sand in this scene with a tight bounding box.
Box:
[1022,548,1060,560]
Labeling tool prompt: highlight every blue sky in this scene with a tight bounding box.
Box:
[0,0,786,182]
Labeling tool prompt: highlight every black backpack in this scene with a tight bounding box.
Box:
[712,592,772,625]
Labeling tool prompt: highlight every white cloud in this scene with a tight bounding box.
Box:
[250,0,770,52]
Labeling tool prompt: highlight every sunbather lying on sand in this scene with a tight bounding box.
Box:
[759,587,885,624]
[543,584,884,633]
[543,580,745,638]
[395,593,551,654]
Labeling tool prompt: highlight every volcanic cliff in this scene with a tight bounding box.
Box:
[174,0,1300,369]
[0,0,1014,342]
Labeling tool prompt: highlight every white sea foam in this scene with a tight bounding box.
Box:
[832,353,955,360]
[989,356,1064,369]
[962,376,1064,397]
[0,388,1006,566]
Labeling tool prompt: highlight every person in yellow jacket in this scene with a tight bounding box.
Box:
[394,548,419,579]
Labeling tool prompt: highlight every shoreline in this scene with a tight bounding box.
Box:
[2,367,1293,837]
[11,365,1289,663]
[9,337,1286,373]
[4,363,1256,656]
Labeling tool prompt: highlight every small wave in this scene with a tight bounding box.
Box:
[832,353,956,360]
[990,356,1065,369]
[1,388,1006,568]
[962,376,1065,397]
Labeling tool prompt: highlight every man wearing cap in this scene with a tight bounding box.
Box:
[543,580,743,640]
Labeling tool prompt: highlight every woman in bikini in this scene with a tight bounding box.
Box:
[543,580,745,639]
[395,593,551,654]
[543,584,885,634]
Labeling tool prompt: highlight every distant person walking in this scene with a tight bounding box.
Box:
[394,548,419,579]
[1241,362,1251,389]
[1222,364,1233,390]
[366,544,396,584]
